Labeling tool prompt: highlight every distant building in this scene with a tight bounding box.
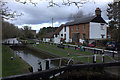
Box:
[31,30,36,38]
[42,32,55,42]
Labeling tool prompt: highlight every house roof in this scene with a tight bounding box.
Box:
[64,16,106,26]
[54,24,64,35]
[44,32,55,38]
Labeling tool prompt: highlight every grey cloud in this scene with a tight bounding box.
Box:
[6,1,112,25]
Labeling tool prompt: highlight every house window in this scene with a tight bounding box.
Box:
[83,24,85,31]
[101,34,105,38]
[72,26,74,31]
[64,34,66,39]
[64,26,66,32]
[76,25,79,31]
[82,33,86,39]
[55,34,57,37]
[101,23,104,30]
[61,34,63,36]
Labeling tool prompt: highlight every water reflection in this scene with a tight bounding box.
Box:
[13,48,55,72]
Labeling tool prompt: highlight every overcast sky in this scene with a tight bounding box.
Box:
[5,0,113,31]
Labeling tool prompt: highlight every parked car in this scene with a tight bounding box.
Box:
[106,41,120,51]
[89,42,96,47]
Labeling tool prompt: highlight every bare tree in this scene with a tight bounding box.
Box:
[0,1,23,20]
[14,0,94,8]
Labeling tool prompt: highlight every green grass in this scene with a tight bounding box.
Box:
[30,43,114,63]
[2,45,30,77]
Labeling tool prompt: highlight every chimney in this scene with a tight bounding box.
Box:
[95,8,101,17]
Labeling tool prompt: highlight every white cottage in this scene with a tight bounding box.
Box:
[63,8,108,44]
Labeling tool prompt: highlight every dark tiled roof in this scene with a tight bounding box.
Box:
[54,24,64,35]
[44,32,55,38]
[64,16,106,26]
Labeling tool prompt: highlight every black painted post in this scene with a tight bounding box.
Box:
[38,62,42,71]
[94,49,96,54]
[8,40,10,45]
[97,50,98,54]
[75,46,76,50]
[68,45,69,48]
[83,47,85,51]
[29,67,33,72]
[112,51,115,58]
[46,60,49,70]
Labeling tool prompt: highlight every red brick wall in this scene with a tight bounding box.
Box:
[69,23,89,39]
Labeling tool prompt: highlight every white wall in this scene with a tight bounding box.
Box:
[79,39,84,44]
[64,26,69,43]
[53,26,70,43]
[89,22,107,39]
[54,35,60,43]
[43,38,50,42]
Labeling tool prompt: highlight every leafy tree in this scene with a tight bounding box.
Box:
[2,20,23,39]
[107,2,120,41]
[22,26,34,39]
[37,27,58,39]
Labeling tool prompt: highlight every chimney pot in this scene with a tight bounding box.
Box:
[95,8,101,17]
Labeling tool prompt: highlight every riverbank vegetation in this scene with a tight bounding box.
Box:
[2,45,30,77]
[2,21,23,39]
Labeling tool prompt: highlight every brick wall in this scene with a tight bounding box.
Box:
[69,23,90,40]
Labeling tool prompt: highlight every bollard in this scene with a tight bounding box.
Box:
[46,60,49,70]
[11,57,14,60]
[93,54,96,63]
[38,61,42,71]
[102,54,104,63]
[29,67,33,72]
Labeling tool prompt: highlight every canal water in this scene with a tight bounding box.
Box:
[11,47,56,72]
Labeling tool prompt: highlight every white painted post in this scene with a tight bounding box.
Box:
[48,59,51,68]
[102,54,104,63]
[59,58,62,67]
[93,54,96,63]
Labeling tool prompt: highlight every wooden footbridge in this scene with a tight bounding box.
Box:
[2,61,120,80]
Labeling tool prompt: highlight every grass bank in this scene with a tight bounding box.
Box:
[2,45,30,77]
[29,43,114,63]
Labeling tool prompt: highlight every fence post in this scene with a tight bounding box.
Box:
[8,40,10,44]
[13,40,15,45]
[102,54,104,63]
[93,54,96,63]
[68,45,69,48]
[83,47,85,51]
[112,51,115,58]
[59,58,62,67]
[46,60,49,70]
[75,46,77,50]
[94,49,96,54]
